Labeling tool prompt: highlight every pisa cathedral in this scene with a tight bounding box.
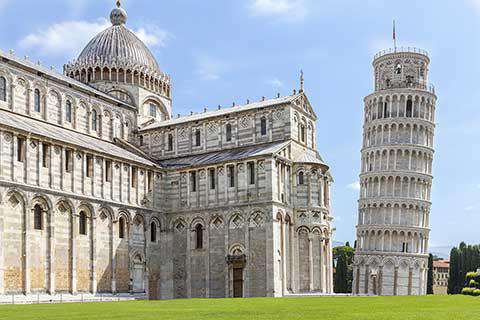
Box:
[353,48,437,295]
[0,2,334,299]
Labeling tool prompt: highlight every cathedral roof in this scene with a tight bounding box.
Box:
[0,108,157,167]
[158,141,290,169]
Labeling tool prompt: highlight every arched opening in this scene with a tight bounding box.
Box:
[34,89,41,112]
[34,204,43,230]
[260,117,267,136]
[195,129,201,147]
[79,211,87,235]
[167,134,173,151]
[395,63,402,75]
[226,123,232,142]
[150,221,157,242]
[139,135,144,146]
[66,100,72,123]
[119,216,126,239]
[406,99,413,117]
[300,124,306,143]
[0,76,6,101]
[149,103,157,118]
[195,224,203,249]
[298,172,305,185]
[92,109,98,132]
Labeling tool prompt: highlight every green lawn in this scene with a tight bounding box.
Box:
[0,295,478,320]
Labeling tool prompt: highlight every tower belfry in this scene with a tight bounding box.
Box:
[352,45,437,296]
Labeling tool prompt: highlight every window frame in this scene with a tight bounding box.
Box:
[260,117,267,136]
[66,100,73,123]
[79,211,87,236]
[195,129,201,147]
[190,171,197,192]
[91,109,98,132]
[17,136,26,163]
[86,155,93,178]
[150,221,157,242]
[0,76,6,102]
[209,168,216,190]
[119,216,126,239]
[298,172,305,185]
[226,123,232,142]
[228,165,235,188]
[149,103,157,118]
[65,149,73,172]
[34,89,41,112]
[131,167,138,188]
[33,204,43,230]
[167,134,174,151]
[105,160,112,182]
[195,224,203,249]
[248,162,255,185]
[42,143,50,168]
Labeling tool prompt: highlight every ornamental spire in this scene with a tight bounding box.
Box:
[299,70,304,93]
[110,0,127,25]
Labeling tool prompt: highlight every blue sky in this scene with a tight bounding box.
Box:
[1,0,480,255]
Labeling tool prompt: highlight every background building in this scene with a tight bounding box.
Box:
[353,46,437,295]
[433,260,449,294]
[0,1,334,300]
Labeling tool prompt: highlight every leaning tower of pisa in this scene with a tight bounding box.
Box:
[353,47,437,296]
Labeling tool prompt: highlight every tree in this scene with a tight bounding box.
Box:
[427,254,434,294]
[448,247,459,294]
[333,245,355,293]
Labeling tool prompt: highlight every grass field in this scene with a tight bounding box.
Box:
[0,295,478,320]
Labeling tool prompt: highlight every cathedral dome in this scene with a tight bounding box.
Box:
[64,1,171,99]
[76,6,161,74]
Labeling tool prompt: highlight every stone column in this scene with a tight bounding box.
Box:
[319,239,325,293]
[308,233,314,291]
[281,220,287,296]
[71,212,77,294]
[91,216,97,294]
[48,206,56,294]
[393,266,398,296]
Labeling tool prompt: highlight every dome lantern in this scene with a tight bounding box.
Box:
[110,0,127,26]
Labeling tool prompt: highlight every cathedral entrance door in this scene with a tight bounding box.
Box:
[233,267,244,298]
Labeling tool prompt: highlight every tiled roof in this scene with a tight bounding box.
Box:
[294,149,327,166]
[0,109,157,167]
[159,141,290,170]
[433,260,450,268]
[141,94,301,131]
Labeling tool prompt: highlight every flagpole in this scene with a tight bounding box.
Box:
[393,20,397,52]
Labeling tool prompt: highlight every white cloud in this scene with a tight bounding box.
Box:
[468,0,480,13]
[248,0,307,20]
[268,78,284,88]
[347,182,360,191]
[195,55,230,81]
[18,19,170,59]
[465,206,475,212]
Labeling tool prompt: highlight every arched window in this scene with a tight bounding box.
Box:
[395,63,402,75]
[92,109,98,131]
[298,172,305,185]
[0,76,6,102]
[167,134,173,151]
[34,204,43,230]
[300,125,306,143]
[79,211,87,235]
[149,103,157,118]
[226,123,232,142]
[66,100,72,123]
[195,129,201,147]
[383,102,388,118]
[260,117,267,136]
[34,89,41,112]
[119,216,126,239]
[406,100,413,117]
[150,222,157,242]
[195,224,203,249]
[139,135,144,146]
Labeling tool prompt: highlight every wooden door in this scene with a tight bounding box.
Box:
[233,268,243,298]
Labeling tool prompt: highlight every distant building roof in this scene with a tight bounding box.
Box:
[0,109,157,167]
[433,260,450,268]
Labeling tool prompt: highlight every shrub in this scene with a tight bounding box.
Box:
[462,287,475,295]
[473,289,480,296]
[469,280,478,288]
